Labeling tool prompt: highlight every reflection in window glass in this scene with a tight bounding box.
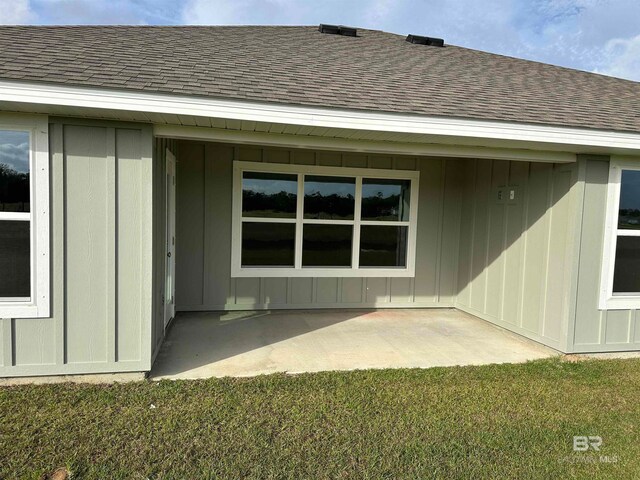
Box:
[242,172,297,218]
[241,222,295,267]
[359,225,408,267]
[613,236,640,294]
[0,220,30,297]
[302,224,352,267]
[0,130,30,213]
[304,175,355,220]
[618,170,640,230]
[361,179,410,221]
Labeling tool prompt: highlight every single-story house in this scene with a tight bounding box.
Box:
[1,25,640,379]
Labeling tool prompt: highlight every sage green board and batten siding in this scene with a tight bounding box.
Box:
[0,119,153,377]
[455,159,577,351]
[174,141,464,310]
[570,156,640,352]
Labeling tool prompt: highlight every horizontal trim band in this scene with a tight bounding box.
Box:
[1,80,639,151]
[165,125,576,163]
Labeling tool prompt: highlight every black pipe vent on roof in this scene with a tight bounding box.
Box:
[319,24,357,37]
[406,34,445,47]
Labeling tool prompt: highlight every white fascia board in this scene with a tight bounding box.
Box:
[2,79,640,151]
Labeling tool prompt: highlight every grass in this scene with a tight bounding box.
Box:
[1,358,639,479]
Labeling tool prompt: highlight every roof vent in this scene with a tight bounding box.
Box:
[319,24,357,37]
[406,34,444,47]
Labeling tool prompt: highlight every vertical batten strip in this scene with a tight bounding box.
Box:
[352,176,362,269]
[51,122,66,365]
[540,166,555,338]
[140,126,154,370]
[468,159,479,306]
[139,125,154,368]
[516,163,532,329]
[203,143,213,305]
[498,160,513,322]
[481,160,494,312]
[286,278,292,305]
[200,144,206,305]
[434,158,447,303]
[1,318,12,367]
[294,173,304,269]
[105,127,117,363]
[630,309,638,345]
[311,278,317,304]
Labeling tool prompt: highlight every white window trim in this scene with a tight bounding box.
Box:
[231,161,420,278]
[599,156,640,310]
[0,113,50,318]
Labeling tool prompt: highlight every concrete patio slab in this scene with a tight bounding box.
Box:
[150,309,559,380]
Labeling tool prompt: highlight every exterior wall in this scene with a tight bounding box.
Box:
[175,141,464,310]
[568,156,640,352]
[0,118,154,377]
[455,159,577,351]
[4,117,639,380]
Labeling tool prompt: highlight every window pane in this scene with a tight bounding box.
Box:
[304,175,355,220]
[0,220,30,298]
[302,224,352,267]
[242,172,297,218]
[361,179,410,221]
[613,236,640,294]
[241,222,295,267]
[618,170,640,230]
[0,130,30,213]
[359,225,408,267]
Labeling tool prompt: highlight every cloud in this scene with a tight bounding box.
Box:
[22,0,183,25]
[0,130,30,173]
[364,0,395,26]
[0,0,35,24]
[597,34,640,81]
[182,0,245,25]
[0,141,30,173]
[182,0,308,25]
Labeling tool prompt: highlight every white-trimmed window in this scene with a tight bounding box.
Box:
[600,157,640,310]
[231,161,419,277]
[0,114,49,318]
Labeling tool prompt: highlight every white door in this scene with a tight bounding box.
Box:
[164,149,176,328]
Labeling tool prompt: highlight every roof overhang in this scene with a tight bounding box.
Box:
[2,79,640,161]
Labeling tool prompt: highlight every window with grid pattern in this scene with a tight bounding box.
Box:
[231,161,419,278]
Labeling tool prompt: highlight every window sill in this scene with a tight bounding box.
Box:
[0,301,50,319]
[231,267,415,278]
[598,296,640,311]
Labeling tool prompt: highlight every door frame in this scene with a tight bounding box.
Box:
[164,148,176,328]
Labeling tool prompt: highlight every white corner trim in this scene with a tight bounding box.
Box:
[599,156,640,310]
[0,112,50,318]
[2,80,640,151]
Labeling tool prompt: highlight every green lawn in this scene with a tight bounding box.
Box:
[1,358,639,479]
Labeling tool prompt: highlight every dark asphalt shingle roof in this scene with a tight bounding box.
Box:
[1,25,639,134]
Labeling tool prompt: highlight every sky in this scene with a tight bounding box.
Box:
[0,0,639,82]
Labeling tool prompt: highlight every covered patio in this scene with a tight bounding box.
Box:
[151,309,558,379]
